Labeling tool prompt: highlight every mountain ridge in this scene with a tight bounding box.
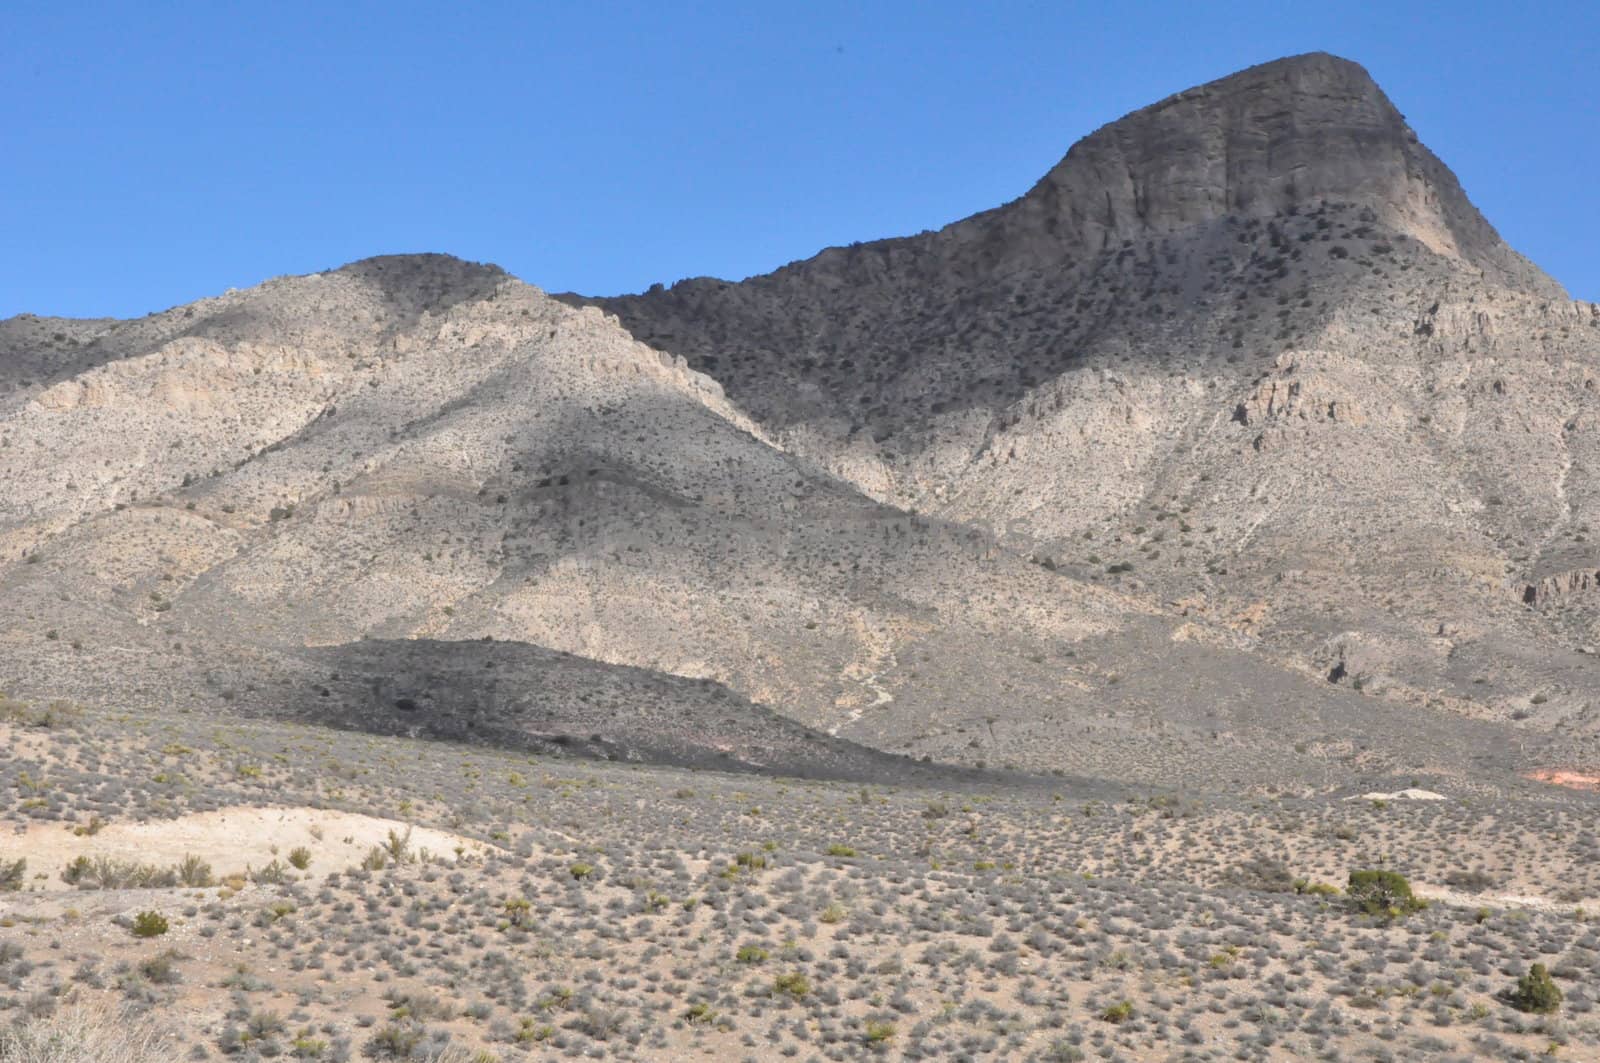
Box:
[2,55,1597,795]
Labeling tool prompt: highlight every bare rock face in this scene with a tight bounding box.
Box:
[1008,54,1558,293]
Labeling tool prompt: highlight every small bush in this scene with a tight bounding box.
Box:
[381,828,413,864]
[177,854,214,887]
[0,1002,172,1061]
[61,856,177,890]
[773,972,810,998]
[1508,963,1562,1014]
[131,911,169,938]
[137,950,183,985]
[864,1020,896,1044]
[1100,1000,1134,1024]
[363,1022,421,1058]
[1347,870,1426,920]
[251,860,291,885]
[286,847,312,870]
[0,856,24,892]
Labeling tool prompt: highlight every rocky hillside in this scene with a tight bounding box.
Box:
[574,52,1600,756]
[2,54,1596,794]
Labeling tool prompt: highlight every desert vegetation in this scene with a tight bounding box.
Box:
[0,701,1596,1059]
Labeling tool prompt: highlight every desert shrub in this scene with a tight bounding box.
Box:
[60,856,177,890]
[568,862,594,880]
[736,944,769,964]
[382,828,413,864]
[1347,870,1426,920]
[826,844,858,858]
[0,857,24,892]
[503,897,533,928]
[287,847,312,870]
[864,1020,896,1043]
[386,990,454,1022]
[177,854,213,887]
[130,911,169,938]
[0,1001,171,1061]
[1221,856,1295,893]
[773,972,810,997]
[1100,1000,1134,1024]
[1508,963,1562,1014]
[512,1019,553,1044]
[1292,878,1340,897]
[251,859,291,885]
[1444,868,1498,893]
[365,1022,421,1058]
[137,950,182,985]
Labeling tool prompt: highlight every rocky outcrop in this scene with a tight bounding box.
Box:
[1008,54,1560,295]
[1522,568,1600,607]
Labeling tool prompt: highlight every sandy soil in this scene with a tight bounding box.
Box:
[1526,769,1600,791]
[0,805,488,893]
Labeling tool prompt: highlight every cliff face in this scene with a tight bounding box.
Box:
[1007,54,1559,294]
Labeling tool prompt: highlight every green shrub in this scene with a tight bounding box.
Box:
[735,944,769,964]
[826,843,857,858]
[137,950,182,985]
[569,862,595,880]
[1508,963,1562,1014]
[62,855,178,890]
[772,972,810,997]
[1100,1000,1134,1024]
[1292,878,1340,897]
[381,828,413,864]
[177,854,214,887]
[363,1022,422,1058]
[1347,869,1426,920]
[864,1020,896,1043]
[0,856,24,892]
[131,911,169,938]
[251,859,292,885]
[287,846,312,870]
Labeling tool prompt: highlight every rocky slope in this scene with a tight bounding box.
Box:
[2,53,1595,794]
[574,52,1600,754]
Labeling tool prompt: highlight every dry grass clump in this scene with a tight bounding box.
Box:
[0,1003,171,1063]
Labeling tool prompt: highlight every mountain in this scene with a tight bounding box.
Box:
[2,54,1596,795]
[571,52,1600,764]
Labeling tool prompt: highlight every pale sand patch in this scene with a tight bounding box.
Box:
[1352,788,1447,801]
[2,805,489,888]
[1414,884,1595,915]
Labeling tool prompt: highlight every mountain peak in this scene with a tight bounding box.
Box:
[1014,52,1559,295]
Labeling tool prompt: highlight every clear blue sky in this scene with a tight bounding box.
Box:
[4,1,1596,319]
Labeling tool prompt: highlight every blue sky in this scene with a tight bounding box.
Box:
[4,1,1596,318]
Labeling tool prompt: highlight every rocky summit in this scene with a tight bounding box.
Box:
[2,53,1599,1062]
